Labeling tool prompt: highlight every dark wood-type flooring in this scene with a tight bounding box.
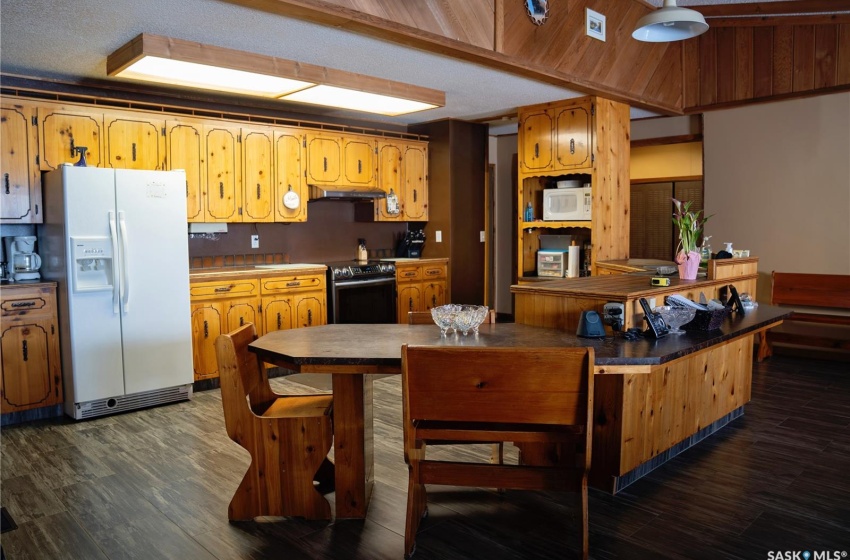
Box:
[2,354,849,559]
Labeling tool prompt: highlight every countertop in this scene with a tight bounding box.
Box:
[0,279,57,288]
[511,272,750,299]
[250,304,790,368]
[189,264,327,282]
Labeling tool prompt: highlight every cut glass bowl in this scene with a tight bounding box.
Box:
[431,304,461,335]
[654,305,697,334]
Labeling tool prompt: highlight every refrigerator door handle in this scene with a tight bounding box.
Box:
[118,210,131,313]
[108,211,120,314]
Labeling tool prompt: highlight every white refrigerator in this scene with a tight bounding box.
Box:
[40,166,194,420]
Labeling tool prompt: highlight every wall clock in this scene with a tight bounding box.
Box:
[525,0,549,26]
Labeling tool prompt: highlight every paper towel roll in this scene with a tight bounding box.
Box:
[567,246,580,278]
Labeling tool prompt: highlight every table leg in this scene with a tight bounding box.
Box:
[331,373,374,518]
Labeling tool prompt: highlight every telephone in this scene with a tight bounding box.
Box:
[639,297,669,338]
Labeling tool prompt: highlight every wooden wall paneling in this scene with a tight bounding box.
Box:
[641,48,684,109]
[752,26,775,98]
[734,27,755,101]
[772,25,795,95]
[839,24,850,83]
[591,99,631,265]
[716,27,738,104]
[793,25,816,92]
[683,39,701,108]
[699,31,718,106]
[814,24,838,88]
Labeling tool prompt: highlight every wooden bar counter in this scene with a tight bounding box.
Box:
[511,257,775,491]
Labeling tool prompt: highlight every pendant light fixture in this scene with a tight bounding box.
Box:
[632,0,709,42]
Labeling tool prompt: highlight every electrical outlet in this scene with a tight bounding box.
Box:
[251,235,259,249]
[479,231,485,242]
[435,230,442,243]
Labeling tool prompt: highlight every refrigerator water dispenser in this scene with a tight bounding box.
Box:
[71,237,114,292]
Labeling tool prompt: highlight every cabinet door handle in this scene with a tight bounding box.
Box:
[239,316,245,326]
[358,159,362,174]
[214,286,232,292]
[323,157,328,172]
[219,182,224,199]
[257,183,261,200]
[70,138,76,158]
[186,180,189,197]
[408,297,413,311]
[413,189,417,203]
[570,138,575,155]
[534,142,539,158]
[277,312,282,330]
[307,309,313,326]
[431,295,436,306]
[22,340,28,362]
[4,173,9,194]
[132,143,137,162]
[203,320,209,339]
[286,281,301,287]
[11,301,36,307]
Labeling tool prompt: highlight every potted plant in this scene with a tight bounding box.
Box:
[672,198,710,280]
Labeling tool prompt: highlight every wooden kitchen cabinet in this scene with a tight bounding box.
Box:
[0,284,63,414]
[241,125,274,223]
[305,132,342,185]
[342,134,377,186]
[516,96,630,278]
[103,111,165,170]
[38,105,104,170]
[274,127,307,222]
[361,139,428,222]
[165,118,205,222]
[204,123,242,222]
[518,99,592,174]
[189,279,259,381]
[395,260,447,323]
[260,273,326,334]
[1,102,41,224]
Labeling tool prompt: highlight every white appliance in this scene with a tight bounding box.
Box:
[4,236,42,281]
[543,186,592,221]
[39,166,194,420]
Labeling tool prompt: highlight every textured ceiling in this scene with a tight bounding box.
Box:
[0,0,831,130]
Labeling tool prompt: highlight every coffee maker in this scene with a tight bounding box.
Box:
[4,236,42,281]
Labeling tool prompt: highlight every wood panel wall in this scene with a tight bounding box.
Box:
[684,23,850,111]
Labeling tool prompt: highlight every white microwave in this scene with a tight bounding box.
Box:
[543,186,592,221]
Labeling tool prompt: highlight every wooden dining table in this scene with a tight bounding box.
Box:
[249,308,788,517]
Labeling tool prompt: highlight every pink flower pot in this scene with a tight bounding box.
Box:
[676,251,701,280]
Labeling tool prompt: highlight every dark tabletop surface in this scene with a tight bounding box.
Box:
[249,305,791,368]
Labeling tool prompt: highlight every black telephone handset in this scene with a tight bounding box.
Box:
[728,285,746,315]
[639,297,669,338]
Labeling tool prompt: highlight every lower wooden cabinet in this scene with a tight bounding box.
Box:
[189,270,326,381]
[0,284,63,413]
[395,260,448,323]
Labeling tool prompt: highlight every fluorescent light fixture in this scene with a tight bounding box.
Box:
[632,0,709,43]
[281,85,440,117]
[107,34,445,116]
[115,56,313,98]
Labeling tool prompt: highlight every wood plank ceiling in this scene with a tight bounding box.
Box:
[232,0,850,115]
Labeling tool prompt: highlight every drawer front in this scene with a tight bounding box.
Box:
[261,274,324,294]
[1,287,55,317]
[396,266,422,282]
[190,279,259,300]
[422,265,447,280]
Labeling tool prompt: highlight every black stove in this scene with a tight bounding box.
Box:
[324,260,397,324]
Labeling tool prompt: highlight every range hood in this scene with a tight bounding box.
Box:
[309,184,387,200]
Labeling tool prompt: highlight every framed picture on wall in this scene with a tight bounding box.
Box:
[586,8,606,41]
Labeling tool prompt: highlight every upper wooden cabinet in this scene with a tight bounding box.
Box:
[241,126,274,223]
[518,99,593,174]
[305,132,342,185]
[165,118,205,222]
[274,127,307,222]
[342,134,377,186]
[38,105,104,170]
[103,111,165,170]
[1,102,41,224]
[204,123,242,223]
[361,139,428,222]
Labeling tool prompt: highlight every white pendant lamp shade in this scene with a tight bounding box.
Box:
[632,0,709,42]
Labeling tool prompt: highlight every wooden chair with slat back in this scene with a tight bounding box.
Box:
[401,345,594,560]
[408,309,503,465]
[215,323,335,521]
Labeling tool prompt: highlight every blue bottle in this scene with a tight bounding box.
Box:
[524,202,534,222]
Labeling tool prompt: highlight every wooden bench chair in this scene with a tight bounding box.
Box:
[401,345,594,560]
[758,272,850,361]
[215,323,335,520]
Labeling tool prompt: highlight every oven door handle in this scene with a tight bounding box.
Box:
[333,277,396,288]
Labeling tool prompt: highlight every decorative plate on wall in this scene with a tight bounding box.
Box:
[525,0,549,26]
